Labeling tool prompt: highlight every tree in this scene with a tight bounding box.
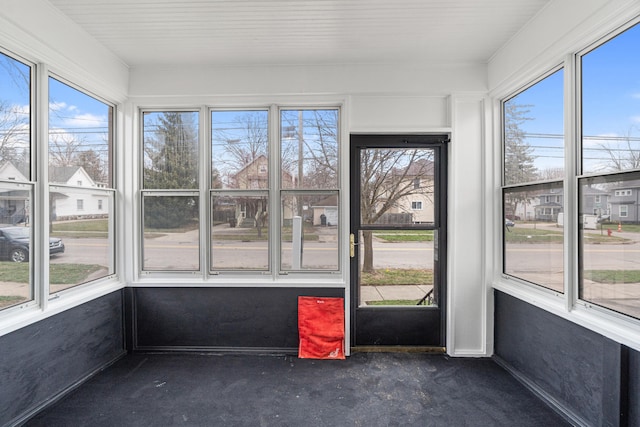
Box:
[49,131,84,168]
[360,149,434,273]
[143,112,199,229]
[0,100,29,169]
[503,102,537,220]
[76,149,107,183]
[595,127,640,172]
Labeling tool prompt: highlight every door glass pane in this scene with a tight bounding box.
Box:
[358,229,435,307]
[142,195,199,271]
[358,147,436,307]
[211,193,269,271]
[360,148,435,226]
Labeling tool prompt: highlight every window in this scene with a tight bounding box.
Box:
[98,199,103,210]
[48,77,115,294]
[619,205,628,218]
[142,107,341,276]
[142,111,199,272]
[502,68,564,293]
[411,201,423,210]
[211,110,269,271]
[578,22,640,320]
[0,51,33,311]
[280,109,339,272]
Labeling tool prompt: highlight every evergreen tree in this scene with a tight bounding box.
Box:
[503,103,537,219]
[503,103,537,185]
[143,112,199,229]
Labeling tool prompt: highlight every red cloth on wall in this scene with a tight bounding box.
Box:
[298,296,345,359]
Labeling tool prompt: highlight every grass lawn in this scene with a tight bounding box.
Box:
[504,228,564,244]
[0,262,104,284]
[374,230,434,242]
[52,219,108,238]
[0,295,26,309]
[366,299,421,306]
[361,268,433,286]
[584,270,640,283]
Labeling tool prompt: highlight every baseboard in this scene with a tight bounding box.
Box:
[132,345,299,356]
[493,355,587,427]
[8,350,127,427]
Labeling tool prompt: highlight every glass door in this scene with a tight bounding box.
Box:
[350,134,448,347]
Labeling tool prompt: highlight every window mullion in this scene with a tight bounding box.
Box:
[36,63,50,309]
[564,53,578,312]
[200,106,209,279]
[270,104,279,277]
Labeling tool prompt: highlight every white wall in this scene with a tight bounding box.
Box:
[129,61,490,356]
[0,0,491,356]
[489,0,638,95]
[487,0,640,353]
[0,0,128,102]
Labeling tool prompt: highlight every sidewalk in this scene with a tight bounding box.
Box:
[360,284,433,305]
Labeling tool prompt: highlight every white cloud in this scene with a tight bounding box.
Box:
[63,112,106,128]
[49,101,67,112]
[582,132,619,147]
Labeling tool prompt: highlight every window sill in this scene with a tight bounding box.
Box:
[0,277,125,338]
[492,277,640,353]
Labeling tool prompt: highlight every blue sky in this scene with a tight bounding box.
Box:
[0,54,109,162]
[2,22,639,176]
[508,22,640,174]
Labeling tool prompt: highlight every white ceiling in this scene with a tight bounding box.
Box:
[48,0,551,68]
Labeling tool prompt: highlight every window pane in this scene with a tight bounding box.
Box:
[503,69,564,185]
[0,52,31,181]
[49,187,114,294]
[281,192,338,271]
[281,109,338,189]
[142,195,199,271]
[360,148,435,226]
[582,24,640,174]
[579,173,640,319]
[358,230,434,307]
[143,111,198,190]
[503,182,564,293]
[49,78,112,187]
[211,110,268,189]
[0,185,32,309]
[211,193,268,271]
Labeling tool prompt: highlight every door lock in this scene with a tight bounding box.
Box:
[350,233,358,258]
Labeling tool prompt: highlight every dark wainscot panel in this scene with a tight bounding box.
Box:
[132,287,345,352]
[0,290,125,426]
[494,291,640,427]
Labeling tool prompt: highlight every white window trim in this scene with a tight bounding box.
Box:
[133,99,348,286]
[0,59,123,339]
[491,16,640,354]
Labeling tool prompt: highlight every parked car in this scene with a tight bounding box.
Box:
[0,226,65,263]
[505,219,515,227]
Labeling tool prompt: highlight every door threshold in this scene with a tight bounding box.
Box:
[351,346,446,354]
